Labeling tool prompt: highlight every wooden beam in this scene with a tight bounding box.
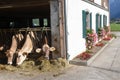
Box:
[0,0,50,9]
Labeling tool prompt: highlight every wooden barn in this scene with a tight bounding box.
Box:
[0,0,110,63]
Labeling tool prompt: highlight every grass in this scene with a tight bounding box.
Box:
[110,23,120,31]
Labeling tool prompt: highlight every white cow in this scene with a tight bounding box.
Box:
[16,31,34,65]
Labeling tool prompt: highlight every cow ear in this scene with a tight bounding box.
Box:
[23,52,28,56]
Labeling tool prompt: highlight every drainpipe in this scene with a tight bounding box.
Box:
[108,0,110,27]
[64,0,69,60]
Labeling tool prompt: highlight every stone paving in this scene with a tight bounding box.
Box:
[0,32,120,80]
[90,32,120,72]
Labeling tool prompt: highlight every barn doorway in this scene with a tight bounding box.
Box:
[0,1,52,64]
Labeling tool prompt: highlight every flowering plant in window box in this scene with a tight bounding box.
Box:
[98,28,106,40]
[104,26,110,34]
[86,29,94,50]
[86,29,98,49]
[103,33,113,41]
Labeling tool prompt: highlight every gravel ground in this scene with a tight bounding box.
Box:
[0,65,120,80]
[0,66,68,80]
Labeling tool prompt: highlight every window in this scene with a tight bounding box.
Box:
[86,12,90,29]
[98,15,102,28]
[32,18,40,26]
[103,15,107,27]
[86,12,92,30]
[43,18,48,26]
[82,10,92,38]
[96,14,102,34]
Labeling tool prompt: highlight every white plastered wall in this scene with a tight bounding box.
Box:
[65,0,109,60]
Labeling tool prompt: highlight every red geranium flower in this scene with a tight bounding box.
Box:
[103,37,111,41]
[77,52,91,60]
[95,42,104,47]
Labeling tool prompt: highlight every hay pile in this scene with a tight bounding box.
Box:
[17,60,36,71]
[0,64,17,71]
[0,58,69,72]
[36,58,69,72]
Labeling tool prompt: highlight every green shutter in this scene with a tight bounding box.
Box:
[100,15,102,28]
[90,13,92,30]
[105,16,107,26]
[82,10,86,38]
[103,15,105,27]
[96,14,99,34]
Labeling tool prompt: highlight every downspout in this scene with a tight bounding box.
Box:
[64,0,69,60]
[108,0,110,26]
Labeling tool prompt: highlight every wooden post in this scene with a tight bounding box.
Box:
[50,0,61,58]
[50,0,66,59]
[58,0,67,58]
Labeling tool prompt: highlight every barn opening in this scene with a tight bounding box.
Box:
[0,0,52,64]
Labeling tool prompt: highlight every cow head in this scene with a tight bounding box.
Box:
[16,52,28,65]
[42,44,50,59]
[5,50,14,65]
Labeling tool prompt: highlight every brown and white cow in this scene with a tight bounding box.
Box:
[16,31,34,65]
[42,36,55,59]
[5,33,24,65]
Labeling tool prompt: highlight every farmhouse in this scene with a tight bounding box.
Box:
[0,0,109,62]
[65,0,109,60]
